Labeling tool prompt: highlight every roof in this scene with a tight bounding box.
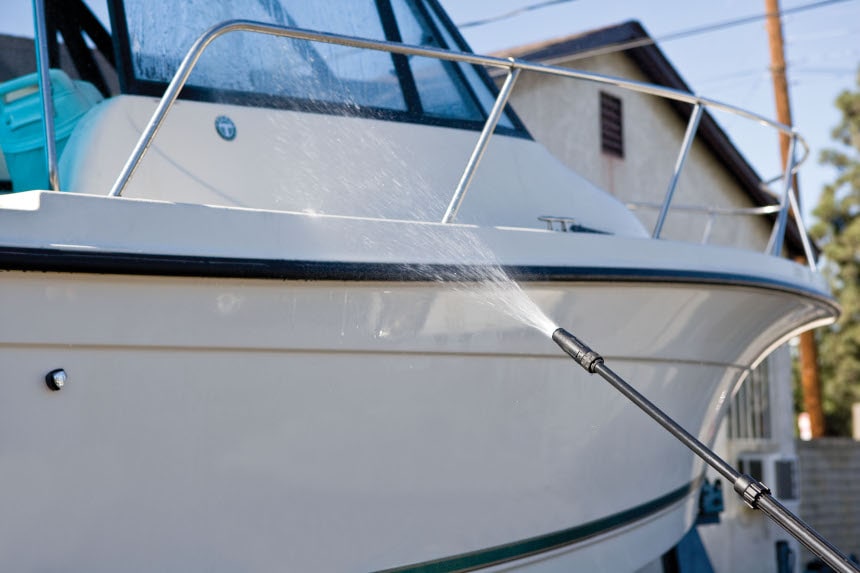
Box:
[494,21,811,258]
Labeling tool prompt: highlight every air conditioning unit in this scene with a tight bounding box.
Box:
[737,452,799,502]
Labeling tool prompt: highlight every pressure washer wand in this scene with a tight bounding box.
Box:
[552,327,860,573]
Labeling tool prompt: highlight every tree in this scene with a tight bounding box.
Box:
[809,67,860,436]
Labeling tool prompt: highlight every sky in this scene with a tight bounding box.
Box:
[4,0,857,222]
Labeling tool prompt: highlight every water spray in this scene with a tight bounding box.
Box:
[551,327,860,573]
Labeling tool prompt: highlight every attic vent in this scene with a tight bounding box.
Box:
[600,92,624,158]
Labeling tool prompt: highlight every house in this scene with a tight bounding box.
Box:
[493,21,808,573]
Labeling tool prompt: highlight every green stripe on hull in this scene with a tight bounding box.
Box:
[376,482,694,573]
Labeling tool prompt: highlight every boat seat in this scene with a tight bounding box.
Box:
[0,69,102,191]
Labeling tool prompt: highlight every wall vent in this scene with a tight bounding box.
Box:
[600,92,623,158]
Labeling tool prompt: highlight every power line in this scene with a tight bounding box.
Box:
[694,72,769,91]
[527,0,856,62]
[457,0,579,29]
[786,28,860,42]
[694,65,855,90]
[792,66,858,75]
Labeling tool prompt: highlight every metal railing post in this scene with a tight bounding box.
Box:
[766,135,798,257]
[785,165,818,271]
[108,21,518,198]
[441,65,520,224]
[32,0,59,191]
[653,103,703,238]
[701,212,716,244]
[108,22,239,197]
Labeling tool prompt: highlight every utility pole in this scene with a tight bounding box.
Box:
[765,0,826,437]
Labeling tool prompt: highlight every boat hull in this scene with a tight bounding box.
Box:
[0,268,831,571]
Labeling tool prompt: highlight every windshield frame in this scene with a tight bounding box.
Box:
[106,0,530,137]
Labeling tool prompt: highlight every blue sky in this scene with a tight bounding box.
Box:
[4,0,857,221]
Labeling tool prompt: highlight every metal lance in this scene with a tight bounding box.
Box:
[551,327,860,573]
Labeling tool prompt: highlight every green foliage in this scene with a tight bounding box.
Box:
[809,66,860,435]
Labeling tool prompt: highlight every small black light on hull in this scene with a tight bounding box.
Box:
[45,369,67,391]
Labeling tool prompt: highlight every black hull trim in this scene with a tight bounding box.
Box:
[0,246,834,306]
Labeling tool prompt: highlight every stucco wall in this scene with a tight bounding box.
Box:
[504,52,772,251]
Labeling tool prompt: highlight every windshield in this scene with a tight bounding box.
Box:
[113,0,522,131]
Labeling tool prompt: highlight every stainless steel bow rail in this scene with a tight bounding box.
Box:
[28,14,814,266]
[625,201,783,245]
[552,327,860,573]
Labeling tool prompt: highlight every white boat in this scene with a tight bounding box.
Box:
[0,1,837,571]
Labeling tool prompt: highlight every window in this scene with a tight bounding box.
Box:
[111,0,526,133]
[389,0,482,120]
[728,360,772,440]
[122,0,406,109]
[600,92,623,158]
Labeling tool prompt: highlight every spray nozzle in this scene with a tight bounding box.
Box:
[552,327,604,373]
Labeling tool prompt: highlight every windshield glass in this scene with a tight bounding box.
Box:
[117,0,523,131]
